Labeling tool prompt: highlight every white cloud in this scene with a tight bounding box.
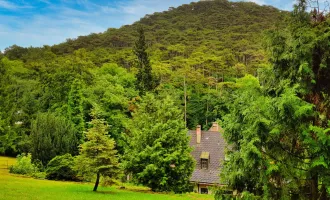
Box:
[0,0,201,49]
[0,0,20,10]
[0,0,34,10]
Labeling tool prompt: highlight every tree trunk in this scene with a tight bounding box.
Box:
[93,173,100,192]
[184,76,187,128]
[319,184,327,200]
[310,174,318,200]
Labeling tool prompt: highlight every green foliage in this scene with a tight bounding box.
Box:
[218,76,315,198]
[46,154,79,181]
[68,79,85,143]
[0,1,289,157]
[0,1,294,197]
[215,189,262,200]
[4,45,28,60]
[0,114,19,155]
[134,27,158,94]
[125,94,194,193]
[219,2,330,199]
[75,111,121,191]
[0,58,34,155]
[30,113,78,165]
[9,153,39,176]
[86,63,137,154]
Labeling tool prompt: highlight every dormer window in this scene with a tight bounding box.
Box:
[200,152,209,170]
[201,159,208,169]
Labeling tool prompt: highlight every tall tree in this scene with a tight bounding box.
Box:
[75,111,120,192]
[125,94,194,193]
[68,78,85,143]
[134,27,157,95]
[217,1,330,199]
[265,2,330,198]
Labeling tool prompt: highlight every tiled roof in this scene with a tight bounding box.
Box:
[188,130,226,184]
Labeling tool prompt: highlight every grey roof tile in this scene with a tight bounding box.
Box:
[189,130,226,184]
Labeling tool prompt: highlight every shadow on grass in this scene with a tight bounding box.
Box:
[93,191,116,195]
[117,186,172,195]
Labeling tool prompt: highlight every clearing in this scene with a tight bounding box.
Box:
[0,156,213,200]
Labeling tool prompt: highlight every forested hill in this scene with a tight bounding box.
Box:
[4,0,288,73]
[56,0,288,71]
[50,0,287,54]
[0,0,289,156]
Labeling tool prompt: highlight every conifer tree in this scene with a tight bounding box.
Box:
[134,27,157,95]
[75,111,120,192]
[125,94,194,193]
[30,113,78,165]
[217,1,330,199]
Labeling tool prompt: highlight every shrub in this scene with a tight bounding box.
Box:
[9,153,38,175]
[31,172,46,179]
[215,189,262,200]
[46,154,79,181]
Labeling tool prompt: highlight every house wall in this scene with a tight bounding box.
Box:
[195,183,213,194]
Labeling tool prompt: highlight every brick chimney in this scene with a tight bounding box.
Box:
[196,125,201,144]
[208,122,219,132]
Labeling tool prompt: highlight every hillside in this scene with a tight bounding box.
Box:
[4,0,288,73]
[0,0,289,156]
[50,0,288,72]
[51,0,286,51]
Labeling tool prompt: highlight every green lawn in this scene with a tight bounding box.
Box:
[0,156,213,200]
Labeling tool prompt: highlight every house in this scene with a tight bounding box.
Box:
[188,122,226,194]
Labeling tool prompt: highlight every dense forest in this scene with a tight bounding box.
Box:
[0,0,289,157]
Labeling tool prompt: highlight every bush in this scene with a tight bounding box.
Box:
[31,172,46,179]
[46,154,79,181]
[9,153,38,175]
[215,189,262,200]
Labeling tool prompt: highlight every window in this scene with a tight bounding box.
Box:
[201,159,208,170]
[201,187,208,194]
[200,152,209,169]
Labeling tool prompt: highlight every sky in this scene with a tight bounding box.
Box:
[0,0,300,50]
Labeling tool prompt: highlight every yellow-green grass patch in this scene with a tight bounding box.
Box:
[0,156,213,200]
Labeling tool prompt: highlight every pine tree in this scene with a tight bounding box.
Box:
[125,94,194,193]
[134,27,157,95]
[75,111,120,192]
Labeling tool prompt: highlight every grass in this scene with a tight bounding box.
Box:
[0,156,213,200]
